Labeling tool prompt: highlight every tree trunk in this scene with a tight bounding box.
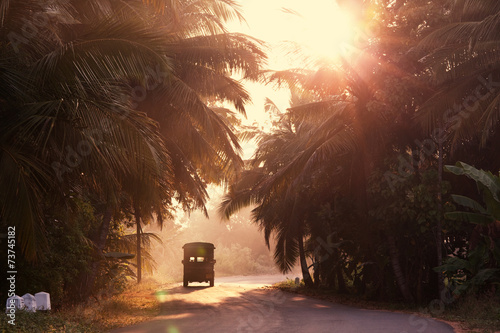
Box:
[134,204,142,284]
[95,206,113,253]
[416,254,423,303]
[78,205,113,300]
[387,234,414,302]
[298,231,313,287]
[436,137,445,300]
[336,264,346,293]
[313,254,320,287]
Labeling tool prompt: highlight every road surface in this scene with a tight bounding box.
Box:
[111,275,455,333]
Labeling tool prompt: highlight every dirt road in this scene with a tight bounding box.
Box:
[111,275,455,333]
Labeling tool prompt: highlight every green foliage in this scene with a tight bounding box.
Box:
[0,197,139,307]
[218,0,500,305]
[98,259,137,296]
[370,168,450,229]
[368,166,455,300]
[0,0,266,264]
[446,162,500,206]
[0,311,97,333]
[441,293,500,331]
[0,0,267,308]
[11,198,96,307]
[445,212,495,225]
[449,195,487,214]
[106,229,162,275]
[307,199,362,292]
[436,241,500,296]
[274,278,305,289]
[437,162,500,296]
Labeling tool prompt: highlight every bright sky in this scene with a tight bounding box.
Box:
[169,1,359,225]
[226,0,356,159]
[150,1,360,239]
[229,0,355,68]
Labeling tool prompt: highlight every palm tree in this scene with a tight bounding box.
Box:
[220,31,419,298]
[219,88,360,286]
[0,0,266,281]
[127,0,265,282]
[0,0,175,260]
[414,0,500,154]
[411,0,500,299]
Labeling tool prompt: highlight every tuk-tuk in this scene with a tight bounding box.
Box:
[182,242,216,287]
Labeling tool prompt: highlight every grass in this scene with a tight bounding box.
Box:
[0,278,163,333]
[438,294,500,333]
[273,279,500,333]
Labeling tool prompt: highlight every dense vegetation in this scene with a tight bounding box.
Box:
[220,0,500,306]
[0,0,265,306]
[0,0,499,318]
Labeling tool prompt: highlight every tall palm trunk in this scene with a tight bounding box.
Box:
[134,204,142,284]
[387,234,414,302]
[298,229,313,287]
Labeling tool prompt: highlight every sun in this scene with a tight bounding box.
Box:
[289,1,357,62]
[227,0,358,68]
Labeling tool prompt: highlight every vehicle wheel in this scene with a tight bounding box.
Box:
[183,278,188,287]
[209,278,214,287]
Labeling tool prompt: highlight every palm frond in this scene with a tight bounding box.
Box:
[460,0,500,21]
[273,222,299,273]
[0,146,50,260]
[218,169,266,219]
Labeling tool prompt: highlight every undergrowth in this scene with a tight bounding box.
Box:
[0,278,162,333]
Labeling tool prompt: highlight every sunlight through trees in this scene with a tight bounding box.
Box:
[1,0,499,312]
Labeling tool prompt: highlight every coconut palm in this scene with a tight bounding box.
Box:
[0,0,266,271]
[0,0,174,260]
[408,0,500,298]
[414,0,500,154]
[125,0,265,282]
[220,32,421,296]
[219,87,360,286]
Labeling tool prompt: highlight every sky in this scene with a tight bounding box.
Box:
[225,0,355,158]
[227,0,354,67]
[154,0,356,264]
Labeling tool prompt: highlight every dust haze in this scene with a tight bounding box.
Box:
[142,186,297,282]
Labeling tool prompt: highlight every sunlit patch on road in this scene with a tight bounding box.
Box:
[167,325,179,333]
[313,303,330,308]
[155,290,169,303]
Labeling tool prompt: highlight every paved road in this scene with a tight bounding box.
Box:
[111,275,455,333]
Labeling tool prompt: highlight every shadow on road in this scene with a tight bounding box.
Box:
[163,285,211,295]
[112,283,456,333]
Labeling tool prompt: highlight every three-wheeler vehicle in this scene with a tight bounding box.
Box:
[182,242,216,287]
